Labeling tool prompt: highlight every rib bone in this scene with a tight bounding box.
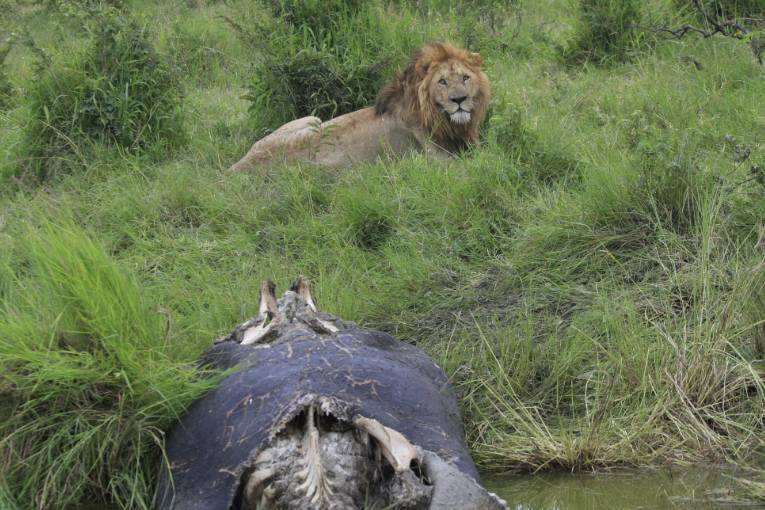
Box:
[295,406,333,504]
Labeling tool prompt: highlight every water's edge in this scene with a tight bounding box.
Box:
[68,467,765,509]
[483,467,765,510]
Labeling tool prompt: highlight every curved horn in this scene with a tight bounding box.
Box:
[241,280,281,345]
[260,279,278,317]
[290,276,318,312]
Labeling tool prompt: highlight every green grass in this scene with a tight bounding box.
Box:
[1,0,764,508]
[738,472,765,502]
[0,214,219,508]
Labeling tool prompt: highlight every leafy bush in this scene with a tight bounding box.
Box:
[245,44,390,126]
[21,9,184,180]
[566,0,646,64]
[231,1,420,131]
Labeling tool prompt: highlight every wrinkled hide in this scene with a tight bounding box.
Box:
[155,279,506,510]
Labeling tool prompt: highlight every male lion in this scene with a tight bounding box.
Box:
[228,42,490,171]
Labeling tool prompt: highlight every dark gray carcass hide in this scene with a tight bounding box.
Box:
[155,278,506,510]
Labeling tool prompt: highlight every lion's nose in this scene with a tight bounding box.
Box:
[450,95,467,105]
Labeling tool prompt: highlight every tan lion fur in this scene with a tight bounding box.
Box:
[228,42,490,172]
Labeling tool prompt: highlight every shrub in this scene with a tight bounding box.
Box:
[271,0,363,35]
[21,9,184,180]
[245,44,390,126]
[231,1,419,131]
[566,0,646,64]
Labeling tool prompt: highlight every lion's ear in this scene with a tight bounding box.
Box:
[468,52,482,68]
[415,60,430,77]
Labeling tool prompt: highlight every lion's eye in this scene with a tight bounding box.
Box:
[438,78,447,85]
[463,75,470,82]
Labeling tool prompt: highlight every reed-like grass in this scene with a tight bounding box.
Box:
[0,217,217,509]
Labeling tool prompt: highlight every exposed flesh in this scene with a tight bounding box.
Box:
[241,406,431,510]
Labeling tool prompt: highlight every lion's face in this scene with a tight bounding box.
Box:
[375,42,490,151]
[427,60,483,126]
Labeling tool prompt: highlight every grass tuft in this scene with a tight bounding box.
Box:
[19,6,184,181]
[0,214,215,509]
[229,0,424,131]
[564,0,649,64]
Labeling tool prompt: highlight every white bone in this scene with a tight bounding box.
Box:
[294,276,318,312]
[295,406,333,504]
[244,467,274,510]
[353,416,421,472]
[241,321,275,345]
[316,318,339,333]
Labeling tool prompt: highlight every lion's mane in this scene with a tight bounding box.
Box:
[374,42,490,153]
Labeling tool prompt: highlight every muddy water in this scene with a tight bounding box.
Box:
[69,468,764,509]
[483,468,765,509]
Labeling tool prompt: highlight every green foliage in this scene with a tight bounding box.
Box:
[161,17,229,86]
[674,0,765,65]
[245,45,381,125]
[633,140,712,235]
[0,2,18,110]
[21,8,184,181]
[232,1,421,130]
[566,0,646,64]
[0,482,19,510]
[486,99,580,185]
[0,216,215,509]
[37,0,125,11]
[338,189,395,250]
[736,470,765,502]
[448,1,520,54]
[271,0,363,34]
[678,0,765,18]
[0,38,14,110]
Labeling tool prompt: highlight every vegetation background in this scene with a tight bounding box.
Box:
[0,0,764,508]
